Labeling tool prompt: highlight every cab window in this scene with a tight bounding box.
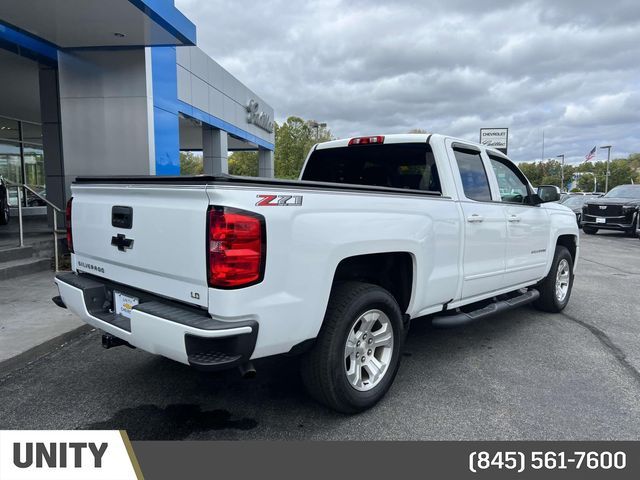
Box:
[488,155,530,204]
[453,147,492,202]
[302,143,441,193]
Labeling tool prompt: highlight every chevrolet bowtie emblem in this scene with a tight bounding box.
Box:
[111,233,134,251]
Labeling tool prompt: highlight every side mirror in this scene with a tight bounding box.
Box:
[536,185,561,203]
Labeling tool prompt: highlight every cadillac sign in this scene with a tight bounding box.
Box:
[479,128,508,154]
[246,99,274,133]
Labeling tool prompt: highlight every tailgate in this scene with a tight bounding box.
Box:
[70,184,210,307]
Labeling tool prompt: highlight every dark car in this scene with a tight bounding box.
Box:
[581,184,640,236]
[0,176,10,226]
[561,195,588,227]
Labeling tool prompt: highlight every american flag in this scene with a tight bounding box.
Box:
[584,146,596,162]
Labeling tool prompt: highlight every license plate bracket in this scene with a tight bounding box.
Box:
[114,291,139,318]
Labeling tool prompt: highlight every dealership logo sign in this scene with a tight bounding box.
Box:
[246,99,274,133]
[0,430,140,479]
[480,128,509,154]
[13,442,108,468]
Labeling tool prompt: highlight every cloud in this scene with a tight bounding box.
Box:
[563,92,640,127]
[176,0,640,162]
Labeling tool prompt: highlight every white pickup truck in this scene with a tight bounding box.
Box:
[54,133,578,413]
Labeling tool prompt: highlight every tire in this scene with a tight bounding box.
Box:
[534,245,574,313]
[625,218,637,237]
[0,198,9,226]
[300,281,404,413]
[582,226,598,235]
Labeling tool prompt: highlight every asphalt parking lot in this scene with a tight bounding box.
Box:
[1,231,639,440]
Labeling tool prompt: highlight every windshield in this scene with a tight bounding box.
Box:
[562,196,586,208]
[604,185,640,199]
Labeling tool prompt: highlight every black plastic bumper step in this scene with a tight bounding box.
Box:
[188,351,242,367]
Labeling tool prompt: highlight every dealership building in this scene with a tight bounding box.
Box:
[0,0,275,219]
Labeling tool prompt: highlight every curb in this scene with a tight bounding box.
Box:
[0,324,94,378]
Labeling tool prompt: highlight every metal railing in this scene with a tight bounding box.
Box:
[4,179,64,272]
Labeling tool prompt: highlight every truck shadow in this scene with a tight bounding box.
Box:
[80,309,540,440]
[84,403,257,440]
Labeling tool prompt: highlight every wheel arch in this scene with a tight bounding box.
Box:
[556,234,577,265]
[331,251,415,314]
[544,233,578,279]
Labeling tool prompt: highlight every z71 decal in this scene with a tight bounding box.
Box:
[256,194,303,206]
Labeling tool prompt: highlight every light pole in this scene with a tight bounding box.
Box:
[557,154,565,191]
[307,120,327,140]
[600,145,612,193]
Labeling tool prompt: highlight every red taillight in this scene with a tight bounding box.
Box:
[65,198,73,253]
[207,207,265,288]
[348,135,385,146]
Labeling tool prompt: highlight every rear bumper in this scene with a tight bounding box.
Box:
[54,272,258,371]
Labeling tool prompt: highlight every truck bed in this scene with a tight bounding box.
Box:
[74,174,442,197]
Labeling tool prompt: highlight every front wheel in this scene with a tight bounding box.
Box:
[625,217,638,237]
[582,226,598,235]
[300,281,404,413]
[534,245,574,313]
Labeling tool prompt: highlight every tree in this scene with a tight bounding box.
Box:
[228,151,258,176]
[274,117,333,179]
[225,117,334,179]
[518,159,575,189]
[519,162,543,186]
[607,158,637,189]
[575,173,598,192]
[180,151,203,175]
[518,153,640,192]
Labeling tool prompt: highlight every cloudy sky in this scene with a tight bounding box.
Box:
[175,0,639,164]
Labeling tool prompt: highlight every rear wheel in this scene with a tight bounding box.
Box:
[534,245,574,313]
[300,281,404,413]
[582,226,598,235]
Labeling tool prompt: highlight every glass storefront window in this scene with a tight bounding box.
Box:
[22,123,43,145]
[0,116,46,207]
[0,118,20,141]
[23,145,45,206]
[0,141,23,206]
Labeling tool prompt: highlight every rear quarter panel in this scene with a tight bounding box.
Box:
[206,184,462,358]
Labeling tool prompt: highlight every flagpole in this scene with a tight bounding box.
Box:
[541,129,545,162]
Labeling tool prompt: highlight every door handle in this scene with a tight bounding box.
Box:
[467,214,484,223]
[508,215,521,223]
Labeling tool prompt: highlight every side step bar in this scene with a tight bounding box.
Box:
[432,289,540,328]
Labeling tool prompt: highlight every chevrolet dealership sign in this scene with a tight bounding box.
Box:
[246,99,274,133]
[479,128,508,154]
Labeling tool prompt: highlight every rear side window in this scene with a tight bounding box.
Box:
[301,143,441,193]
[453,147,492,202]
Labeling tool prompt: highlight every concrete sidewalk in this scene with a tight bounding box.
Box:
[0,271,88,372]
